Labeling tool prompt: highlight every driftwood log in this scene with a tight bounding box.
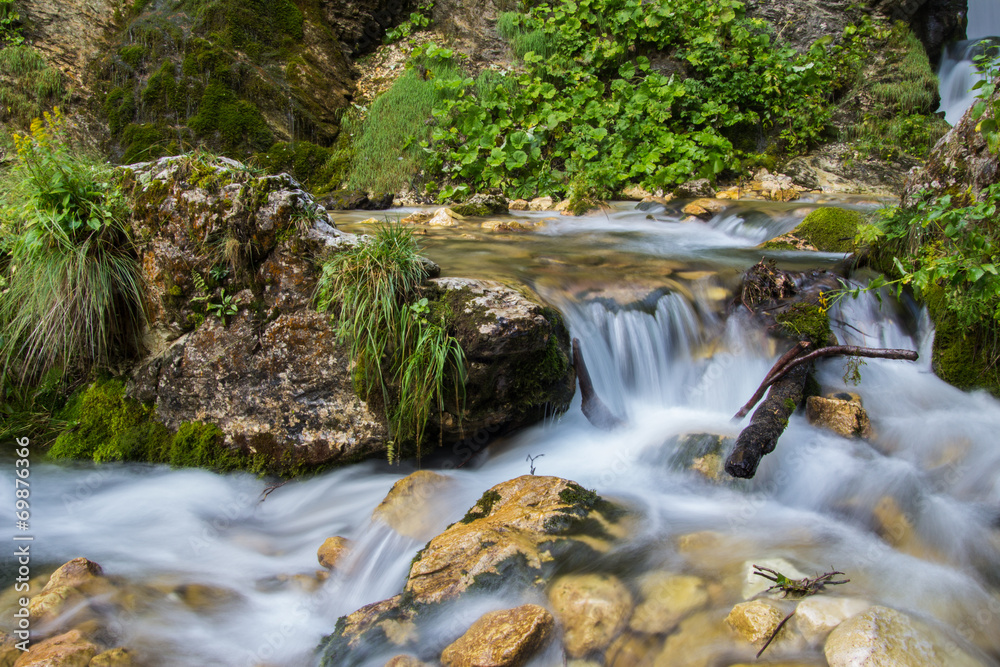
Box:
[572,338,625,430]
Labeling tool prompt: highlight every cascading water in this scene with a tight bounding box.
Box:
[937,0,1000,125]
[3,200,1000,666]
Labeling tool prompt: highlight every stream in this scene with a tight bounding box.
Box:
[3,198,1000,666]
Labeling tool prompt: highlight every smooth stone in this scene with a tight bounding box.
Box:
[548,573,633,658]
[440,604,554,667]
[629,573,708,634]
[371,470,453,541]
[317,536,352,570]
[794,596,872,644]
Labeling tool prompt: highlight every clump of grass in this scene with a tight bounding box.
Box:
[496,11,557,60]
[0,109,145,385]
[0,44,65,130]
[315,223,465,461]
[345,63,457,194]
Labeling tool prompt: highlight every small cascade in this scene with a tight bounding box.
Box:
[937,0,1000,125]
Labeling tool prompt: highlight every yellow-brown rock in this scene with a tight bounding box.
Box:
[806,394,873,439]
[548,573,633,658]
[28,586,89,631]
[653,610,739,667]
[317,536,352,570]
[726,599,789,645]
[605,632,658,667]
[872,496,946,562]
[404,476,623,606]
[824,606,985,667]
[401,211,434,225]
[1,631,19,667]
[383,655,430,667]
[428,208,459,227]
[681,199,727,219]
[12,629,97,667]
[528,196,555,211]
[481,221,529,232]
[440,604,554,667]
[42,559,105,595]
[329,595,415,654]
[88,647,136,667]
[372,470,454,541]
[174,583,241,611]
[508,199,530,211]
[629,573,708,634]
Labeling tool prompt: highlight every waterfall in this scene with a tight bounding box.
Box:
[937,0,1000,125]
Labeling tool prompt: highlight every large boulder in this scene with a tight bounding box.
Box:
[440,604,555,667]
[317,475,628,666]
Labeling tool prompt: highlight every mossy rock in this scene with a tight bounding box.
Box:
[789,207,864,253]
[924,286,1000,396]
[775,302,833,347]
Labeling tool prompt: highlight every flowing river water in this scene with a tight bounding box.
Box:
[3,198,1000,666]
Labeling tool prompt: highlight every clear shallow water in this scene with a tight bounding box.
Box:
[3,199,1000,666]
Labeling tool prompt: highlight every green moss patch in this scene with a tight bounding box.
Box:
[792,207,864,253]
[775,302,833,347]
[460,489,502,523]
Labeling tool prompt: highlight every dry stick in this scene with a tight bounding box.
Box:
[733,345,919,420]
[572,338,625,430]
[757,611,795,659]
[258,480,289,504]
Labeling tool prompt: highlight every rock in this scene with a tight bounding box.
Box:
[715,186,741,200]
[440,604,554,667]
[824,606,985,667]
[1,632,18,667]
[637,196,673,210]
[871,496,945,561]
[653,610,738,667]
[528,196,555,211]
[605,633,659,667]
[42,558,105,595]
[174,583,241,610]
[401,210,435,225]
[681,199,726,219]
[629,573,708,634]
[508,199,530,211]
[384,656,430,667]
[357,217,381,224]
[317,536,352,569]
[427,208,459,227]
[741,559,808,600]
[424,278,575,443]
[620,185,654,200]
[321,190,393,210]
[726,599,791,645]
[405,477,624,606]
[673,179,715,198]
[481,220,529,232]
[782,143,910,197]
[667,433,733,482]
[451,194,509,217]
[548,574,633,658]
[794,596,872,644]
[806,394,873,439]
[371,471,454,541]
[28,586,89,630]
[12,629,98,667]
[782,207,864,253]
[89,648,136,667]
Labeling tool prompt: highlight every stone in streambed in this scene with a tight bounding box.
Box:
[440,604,554,667]
[89,647,137,667]
[605,632,659,667]
[806,393,873,439]
[12,629,98,667]
[317,536,352,570]
[726,599,796,647]
[547,573,633,658]
[384,656,431,667]
[629,573,708,634]
[794,595,871,644]
[372,470,454,541]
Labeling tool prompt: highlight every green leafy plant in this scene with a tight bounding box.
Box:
[384,1,433,43]
[314,223,465,461]
[0,0,23,46]
[0,109,145,385]
[971,47,1000,153]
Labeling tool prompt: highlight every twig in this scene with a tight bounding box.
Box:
[258,480,289,503]
[734,345,918,420]
[757,611,795,659]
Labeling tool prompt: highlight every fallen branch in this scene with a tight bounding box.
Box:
[734,345,918,420]
[572,338,625,431]
[757,611,795,659]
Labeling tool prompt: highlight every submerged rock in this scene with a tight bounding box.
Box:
[317,536,352,570]
[12,628,98,667]
[806,393,873,439]
[371,471,455,541]
[440,604,554,667]
[794,596,872,644]
[548,573,633,658]
[629,573,708,635]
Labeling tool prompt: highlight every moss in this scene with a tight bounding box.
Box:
[924,286,1000,395]
[254,140,349,193]
[466,551,538,595]
[783,397,797,411]
[460,489,501,523]
[189,83,273,153]
[759,240,797,251]
[791,207,864,253]
[169,421,246,469]
[49,379,159,462]
[121,123,173,163]
[118,44,147,70]
[775,302,833,347]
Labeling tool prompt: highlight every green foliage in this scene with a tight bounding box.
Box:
[0,110,145,384]
[254,140,350,193]
[410,0,870,200]
[315,223,466,461]
[775,303,832,347]
[189,82,273,153]
[0,44,65,130]
[0,369,79,447]
[384,1,433,43]
[345,62,459,193]
[971,47,1000,153]
[0,0,22,46]
[793,207,864,252]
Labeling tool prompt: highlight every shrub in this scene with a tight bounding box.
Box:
[315,223,465,461]
[0,110,146,384]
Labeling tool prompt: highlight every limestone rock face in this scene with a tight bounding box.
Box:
[824,606,986,667]
[806,393,873,439]
[19,0,118,90]
[425,278,575,444]
[548,574,633,658]
[371,471,455,541]
[440,604,554,667]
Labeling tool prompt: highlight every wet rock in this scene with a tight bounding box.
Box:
[653,610,738,667]
[481,220,530,232]
[43,559,106,595]
[629,573,708,634]
[424,278,575,443]
[673,179,715,199]
[794,596,871,644]
[322,595,415,660]
[405,476,623,606]
[528,196,555,211]
[371,471,454,541]
[29,586,89,631]
[871,496,945,561]
[782,143,908,197]
[174,583,241,611]
[317,536,352,570]
[384,656,430,667]
[681,199,726,220]
[440,604,554,667]
[824,606,985,667]
[508,199,530,211]
[428,208,460,227]
[747,170,803,202]
[668,433,734,482]
[548,574,632,658]
[726,599,792,645]
[605,632,659,667]
[451,194,508,217]
[401,210,435,225]
[12,629,98,667]
[620,185,654,200]
[89,647,136,667]
[806,394,873,439]
[637,196,674,210]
